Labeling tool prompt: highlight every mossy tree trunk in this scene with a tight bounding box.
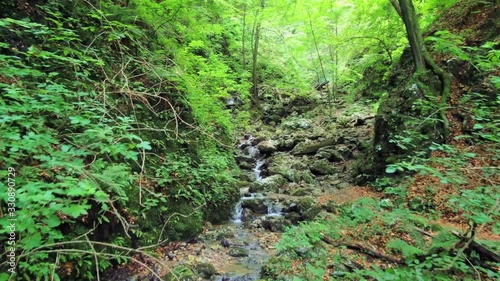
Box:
[398,0,426,72]
[364,0,454,178]
[395,0,451,139]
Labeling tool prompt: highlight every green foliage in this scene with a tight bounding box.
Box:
[373,29,500,280]
[426,30,469,60]
[0,0,246,279]
[387,239,425,260]
[276,221,339,256]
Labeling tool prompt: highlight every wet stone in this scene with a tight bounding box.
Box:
[228,247,249,257]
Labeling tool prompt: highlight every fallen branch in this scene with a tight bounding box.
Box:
[451,230,500,264]
[415,227,434,238]
[350,115,375,126]
[321,236,403,264]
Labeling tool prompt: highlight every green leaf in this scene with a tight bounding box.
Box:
[23,233,42,250]
[94,190,109,202]
[62,204,89,218]
[67,179,97,197]
[473,123,484,130]
[69,116,91,126]
[468,213,493,224]
[137,141,152,150]
[386,166,397,173]
[43,215,61,228]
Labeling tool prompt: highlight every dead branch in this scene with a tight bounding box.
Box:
[452,230,500,264]
[321,236,404,264]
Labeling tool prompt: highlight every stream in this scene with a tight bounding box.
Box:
[210,136,281,281]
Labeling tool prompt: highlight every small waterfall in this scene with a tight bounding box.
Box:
[253,159,265,181]
[266,202,283,216]
[233,135,283,224]
[247,146,260,158]
[232,201,243,224]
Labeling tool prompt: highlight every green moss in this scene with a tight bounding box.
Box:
[165,201,204,240]
[164,265,199,281]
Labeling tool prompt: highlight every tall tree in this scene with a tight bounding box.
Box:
[241,1,247,70]
[393,0,451,138]
[397,0,425,71]
[251,0,265,105]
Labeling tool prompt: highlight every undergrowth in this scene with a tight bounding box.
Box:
[264,27,499,281]
[0,0,248,280]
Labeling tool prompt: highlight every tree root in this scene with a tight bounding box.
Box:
[423,52,452,141]
[321,236,404,264]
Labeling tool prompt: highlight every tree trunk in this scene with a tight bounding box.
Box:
[398,0,425,71]
[390,0,402,18]
[251,0,265,106]
[251,22,261,105]
[395,0,451,139]
[241,3,247,70]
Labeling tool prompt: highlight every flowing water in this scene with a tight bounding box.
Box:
[214,137,284,280]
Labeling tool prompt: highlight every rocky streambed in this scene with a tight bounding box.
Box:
[106,101,376,281]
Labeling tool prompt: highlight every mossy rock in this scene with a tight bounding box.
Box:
[249,174,287,193]
[290,188,309,196]
[194,262,216,279]
[165,201,204,240]
[228,247,249,257]
[295,197,321,221]
[164,265,199,281]
[309,159,337,175]
[275,168,315,184]
[302,206,322,221]
[205,184,239,223]
[241,198,268,213]
[296,197,314,210]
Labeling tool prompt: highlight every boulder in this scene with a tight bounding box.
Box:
[315,146,336,160]
[291,137,342,155]
[279,169,316,184]
[238,161,254,170]
[262,215,290,232]
[195,263,216,279]
[235,154,253,164]
[228,247,249,257]
[275,136,299,151]
[331,145,353,162]
[281,117,312,130]
[290,188,309,196]
[290,196,321,221]
[314,145,353,162]
[241,198,268,214]
[266,153,315,183]
[251,135,267,145]
[309,159,337,175]
[257,140,277,153]
[248,174,286,193]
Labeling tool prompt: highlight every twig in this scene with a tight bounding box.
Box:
[415,227,434,237]
[85,234,101,281]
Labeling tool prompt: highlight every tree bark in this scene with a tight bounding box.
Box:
[251,22,261,104]
[398,0,425,71]
[390,0,402,18]
[395,0,451,139]
[241,3,247,70]
[251,0,265,106]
